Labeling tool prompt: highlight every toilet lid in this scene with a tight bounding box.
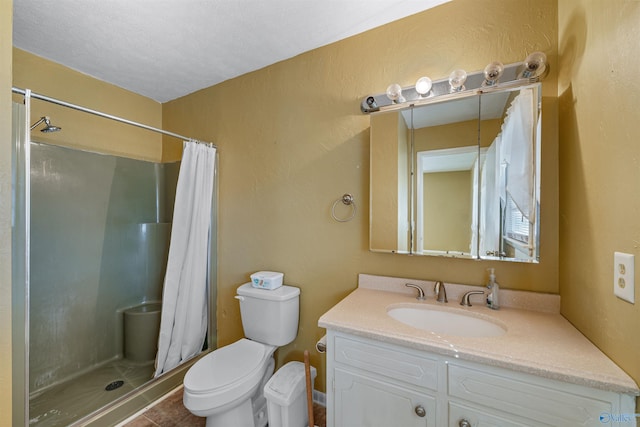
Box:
[184,339,267,394]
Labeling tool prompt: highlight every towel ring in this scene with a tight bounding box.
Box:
[332,193,357,222]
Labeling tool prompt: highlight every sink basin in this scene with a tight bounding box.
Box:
[387,305,506,337]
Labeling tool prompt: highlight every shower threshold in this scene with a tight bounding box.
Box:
[29,358,154,426]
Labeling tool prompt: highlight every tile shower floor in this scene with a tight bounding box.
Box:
[29,359,154,426]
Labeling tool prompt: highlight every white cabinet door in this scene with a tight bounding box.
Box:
[448,362,626,426]
[334,367,436,427]
[449,401,546,427]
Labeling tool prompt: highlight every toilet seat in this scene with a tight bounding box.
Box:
[183,339,275,411]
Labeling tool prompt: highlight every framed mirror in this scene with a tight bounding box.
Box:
[370,83,541,263]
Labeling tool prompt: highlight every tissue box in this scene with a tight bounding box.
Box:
[250,271,284,290]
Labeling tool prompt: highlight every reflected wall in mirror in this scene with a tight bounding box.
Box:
[370,83,541,263]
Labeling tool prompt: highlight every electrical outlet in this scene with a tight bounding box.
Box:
[614,252,635,303]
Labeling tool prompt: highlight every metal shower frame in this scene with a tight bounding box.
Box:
[12,86,217,147]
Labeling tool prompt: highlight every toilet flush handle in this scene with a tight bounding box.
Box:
[234,296,245,301]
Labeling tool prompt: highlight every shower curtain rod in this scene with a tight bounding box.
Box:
[12,86,216,148]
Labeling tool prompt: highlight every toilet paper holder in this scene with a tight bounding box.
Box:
[315,335,327,353]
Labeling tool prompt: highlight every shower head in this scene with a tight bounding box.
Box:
[30,116,62,133]
[41,122,62,133]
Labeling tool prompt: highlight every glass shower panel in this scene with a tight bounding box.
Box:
[28,142,179,424]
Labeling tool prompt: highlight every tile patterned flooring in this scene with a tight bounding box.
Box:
[123,386,327,427]
[123,387,204,426]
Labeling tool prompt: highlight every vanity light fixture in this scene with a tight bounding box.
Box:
[519,51,547,79]
[415,76,433,97]
[482,61,504,86]
[386,83,405,103]
[359,54,550,114]
[448,69,467,92]
[364,96,378,110]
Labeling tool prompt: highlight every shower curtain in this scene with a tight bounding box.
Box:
[501,88,535,222]
[155,141,216,377]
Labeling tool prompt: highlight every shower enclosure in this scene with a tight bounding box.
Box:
[29,142,178,425]
[12,97,217,426]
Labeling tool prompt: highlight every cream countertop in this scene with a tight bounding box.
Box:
[318,274,639,395]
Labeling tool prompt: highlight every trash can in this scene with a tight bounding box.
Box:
[264,361,317,427]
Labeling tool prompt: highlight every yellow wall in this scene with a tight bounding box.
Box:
[12,48,163,162]
[423,170,472,252]
[1,1,14,424]
[558,0,640,389]
[414,119,485,152]
[163,0,558,391]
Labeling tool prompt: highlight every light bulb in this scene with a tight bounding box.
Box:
[483,61,504,86]
[386,83,405,103]
[522,51,547,78]
[415,77,432,97]
[448,69,467,92]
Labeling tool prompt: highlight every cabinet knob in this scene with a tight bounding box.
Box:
[414,405,426,417]
[459,419,471,427]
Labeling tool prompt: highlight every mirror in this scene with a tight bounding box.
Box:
[370,83,541,262]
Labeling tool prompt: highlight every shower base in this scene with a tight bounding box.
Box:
[29,358,154,426]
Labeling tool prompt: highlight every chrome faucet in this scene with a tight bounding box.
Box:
[405,283,425,300]
[460,290,485,307]
[434,281,447,303]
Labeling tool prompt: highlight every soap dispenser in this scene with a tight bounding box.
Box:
[486,268,500,310]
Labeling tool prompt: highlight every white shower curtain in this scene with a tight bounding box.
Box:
[501,88,535,222]
[479,138,501,255]
[469,156,480,257]
[154,141,216,377]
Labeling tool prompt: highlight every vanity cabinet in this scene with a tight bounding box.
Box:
[331,333,438,426]
[334,369,436,426]
[326,331,636,427]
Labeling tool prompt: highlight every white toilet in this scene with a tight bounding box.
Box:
[183,283,300,427]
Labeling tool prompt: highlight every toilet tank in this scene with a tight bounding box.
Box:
[236,283,300,346]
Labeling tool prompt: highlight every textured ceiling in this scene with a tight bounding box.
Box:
[13,0,450,103]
